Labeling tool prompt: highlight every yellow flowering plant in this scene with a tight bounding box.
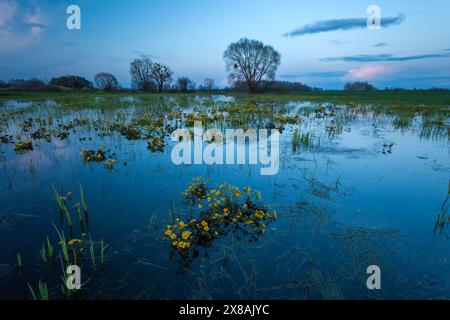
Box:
[80,146,117,169]
[164,179,277,266]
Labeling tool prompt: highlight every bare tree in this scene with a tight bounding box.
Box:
[203,78,215,91]
[94,72,119,91]
[150,63,173,92]
[130,56,154,92]
[223,38,281,93]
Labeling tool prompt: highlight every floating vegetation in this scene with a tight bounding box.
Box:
[14,139,33,152]
[147,136,166,153]
[109,122,142,140]
[30,127,51,141]
[164,178,277,267]
[80,146,117,169]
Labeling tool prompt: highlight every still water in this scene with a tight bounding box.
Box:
[0,95,448,299]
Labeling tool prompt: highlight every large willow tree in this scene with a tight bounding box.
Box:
[223,38,281,93]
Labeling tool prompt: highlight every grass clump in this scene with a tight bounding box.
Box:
[14,140,33,152]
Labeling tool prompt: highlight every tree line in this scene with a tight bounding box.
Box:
[1,37,447,93]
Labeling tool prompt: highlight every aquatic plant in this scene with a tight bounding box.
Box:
[100,239,109,265]
[28,280,49,300]
[31,127,51,141]
[40,244,47,263]
[47,237,54,260]
[80,146,117,169]
[147,135,166,153]
[53,187,73,227]
[164,178,277,267]
[14,140,33,152]
[57,130,69,140]
[89,235,96,270]
[17,252,22,270]
[434,180,450,236]
[80,146,107,162]
[52,222,70,264]
[292,128,300,152]
[79,184,88,223]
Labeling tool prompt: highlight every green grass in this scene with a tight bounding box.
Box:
[1,90,450,110]
[17,252,22,270]
[52,187,73,227]
[79,184,88,223]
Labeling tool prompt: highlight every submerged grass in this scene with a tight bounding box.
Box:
[434,180,450,236]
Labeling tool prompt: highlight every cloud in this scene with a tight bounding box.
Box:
[320,52,450,62]
[0,0,18,27]
[323,39,351,46]
[284,14,405,37]
[282,71,346,79]
[0,0,48,52]
[374,42,388,47]
[342,65,396,80]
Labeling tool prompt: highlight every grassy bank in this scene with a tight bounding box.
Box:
[1,90,450,110]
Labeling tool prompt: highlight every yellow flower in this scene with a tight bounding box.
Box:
[68,239,82,246]
[182,231,191,240]
[198,203,202,209]
[179,221,187,228]
[200,220,209,232]
[177,241,191,249]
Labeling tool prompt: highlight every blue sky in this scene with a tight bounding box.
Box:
[1,0,449,89]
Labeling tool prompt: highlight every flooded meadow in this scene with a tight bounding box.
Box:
[0,94,449,299]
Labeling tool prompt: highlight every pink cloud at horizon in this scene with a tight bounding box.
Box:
[343,65,397,81]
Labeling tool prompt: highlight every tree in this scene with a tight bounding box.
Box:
[149,63,173,92]
[203,78,215,91]
[94,72,119,91]
[343,81,377,91]
[177,77,196,92]
[49,75,93,90]
[130,56,155,92]
[223,38,281,93]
